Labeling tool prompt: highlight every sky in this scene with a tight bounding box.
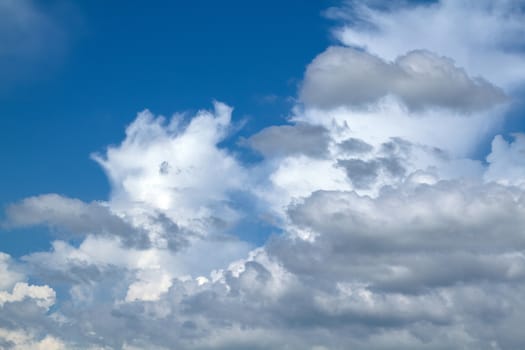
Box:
[1,0,525,349]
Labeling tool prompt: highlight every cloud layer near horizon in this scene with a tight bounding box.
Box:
[2,1,525,349]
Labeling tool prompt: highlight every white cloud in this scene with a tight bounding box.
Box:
[0,329,65,350]
[0,282,55,309]
[4,103,254,302]
[0,253,24,290]
[0,253,61,349]
[294,96,505,159]
[92,102,246,233]
[22,233,251,302]
[485,133,525,187]
[3,0,525,348]
[331,0,525,89]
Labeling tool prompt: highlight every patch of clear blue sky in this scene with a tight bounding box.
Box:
[1,0,524,255]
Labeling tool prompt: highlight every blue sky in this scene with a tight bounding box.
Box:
[2,1,525,349]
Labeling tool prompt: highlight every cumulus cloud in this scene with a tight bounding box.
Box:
[0,253,61,349]
[179,182,525,348]
[329,0,525,89]
[3,0,525,349]
[92,102,246,233]
[294,98,504,159]
[4,103,254,305]
[0,253,23,290]
[3,194,153,249]
[485,133,525,187]
[300,47,506,111]
[7,182,524,349]
[0,282,55,309]
[0,330,65,350]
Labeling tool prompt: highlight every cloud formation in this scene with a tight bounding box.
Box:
[300,47,506,111]
[329,0,525,88]
[92,102,246,232]
[3,194,152,249]
[485,133,525,187]
[0,253,62,349]
[2,0,525,349]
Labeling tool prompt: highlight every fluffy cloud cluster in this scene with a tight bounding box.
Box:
[300,47,506,111]
[92,102,246,231]
[485,134,525,187]
[2,0,525,349]
[329,0,525,88]
[0,253,62,349]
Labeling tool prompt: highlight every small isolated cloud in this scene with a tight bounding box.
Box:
[300,47,506,111]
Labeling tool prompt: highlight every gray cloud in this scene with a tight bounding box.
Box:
[337,137,374,154]
[3,181,523,349]
[337,153,406,189]
[300,47,507,112]
[336,158,381,188]
[283,182,525,275]
[1,0,524,343]
[243,123,331,158]
[2,194,153,249]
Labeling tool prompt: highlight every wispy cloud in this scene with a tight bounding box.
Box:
[0,0,70,88]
